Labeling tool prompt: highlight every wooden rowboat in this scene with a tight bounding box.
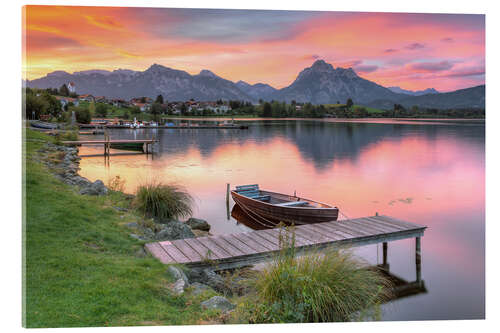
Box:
[230,184,339,225]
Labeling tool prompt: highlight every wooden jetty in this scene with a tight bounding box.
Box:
[79,124,249,130]
[61,138,158,156]
[145,215,427,274]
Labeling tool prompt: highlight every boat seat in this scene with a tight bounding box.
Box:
[238,190,260,198]
[253,195,271,202]
[236,184,259,191]
[275,201,309,207]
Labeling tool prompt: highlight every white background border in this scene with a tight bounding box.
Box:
[2,0,498,332]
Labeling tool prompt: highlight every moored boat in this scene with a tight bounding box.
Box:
[230,184,339,225]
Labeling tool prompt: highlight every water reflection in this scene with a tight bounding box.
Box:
[78,119,484,320]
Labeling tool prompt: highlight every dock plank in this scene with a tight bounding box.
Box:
[233,232,275,251]
[219,234,260,255]
[209,236,247,257]
[145,215,427,268]
[196,237,232,259]
[170,240,204,262]
[183,238,217,260]
[158,241,191,263]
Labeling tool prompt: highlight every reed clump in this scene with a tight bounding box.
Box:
[236,225,391,323]
[133,181,194,220]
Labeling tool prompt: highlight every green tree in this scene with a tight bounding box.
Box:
[95,103,108,118]
[155,94,164,104]
[346,98,353,109]
[131,106,141,115]
[25,93,47,119]
[59,84,70,97]
[150,102,163,121]
[72,106,91,124]
[262,102,272,117]
[42,92,62,118]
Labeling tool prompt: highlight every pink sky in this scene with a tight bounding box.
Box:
[23,6,485,92]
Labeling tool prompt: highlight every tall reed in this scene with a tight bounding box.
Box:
[240,225,391,323]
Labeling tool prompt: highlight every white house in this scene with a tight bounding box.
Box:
[68,82,76,94]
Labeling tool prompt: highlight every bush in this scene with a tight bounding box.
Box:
[72,107,91,124]
[237,226,391,323]
[133,182,193,220]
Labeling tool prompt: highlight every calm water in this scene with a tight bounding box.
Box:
[79,119,485,321]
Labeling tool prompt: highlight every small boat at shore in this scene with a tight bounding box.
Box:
[231,184,339,225]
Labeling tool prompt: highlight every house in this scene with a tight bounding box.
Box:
[67,82,76,94]
[132,102,151,112]
[55,96,79,108]
[94,96,108,103]
[78,94,95,102]
[111,99,129,108]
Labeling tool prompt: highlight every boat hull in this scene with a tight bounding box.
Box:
[231,190,338,225]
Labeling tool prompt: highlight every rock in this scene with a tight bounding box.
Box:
[129,233,149,241]
[187,268,226,294]
[113,206,128,212]
[79,180,108,196]
[126,222,139,228]
[135,247,148,258]
[155,221,195,241]
[186,217,211,231]
[192,229,210,238]
[190,282,212,296]
[172,278,188,295]
[201,296,236,312]
[167,265,189,285]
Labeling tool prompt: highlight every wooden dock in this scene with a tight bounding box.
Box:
[145,215,427,271]
[61,138,158,155]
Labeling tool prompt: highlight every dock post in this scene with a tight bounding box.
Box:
[416,237,422,283]
[383,242,388,266]
[226,183,230,220]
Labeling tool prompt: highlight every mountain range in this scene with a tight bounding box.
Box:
[26,60,485,110]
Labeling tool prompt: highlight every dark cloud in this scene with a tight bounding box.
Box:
[26,32,81,51]
[354,65,378,73]
[410,61,454,72]
[442,67,485,78]
[441,37,454,43]
[405,43,426,50]
[147,9,320,43]
[384,48,398,53]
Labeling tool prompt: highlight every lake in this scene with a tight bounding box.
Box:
[78,119,485,321]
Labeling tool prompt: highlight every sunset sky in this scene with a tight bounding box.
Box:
[23,6,485,92]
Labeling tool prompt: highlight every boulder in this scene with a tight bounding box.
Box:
[190,282,212,296]
[192,229,210,238]
[187,268,226,294]
[167,265,189,285]
[201,296,236,312]
[171,278,188,295]
[155,221,195,241]
[186,217,211,231]
[80,180,108,196]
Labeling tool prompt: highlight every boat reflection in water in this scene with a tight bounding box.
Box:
[231,203,427,302]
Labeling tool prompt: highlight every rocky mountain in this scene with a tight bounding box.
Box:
[388,86,439,96]
[27,60,484,109]
[368,85,485,110]
[270,60,403,105]
[235,81,277,100]
[27,64,252,101]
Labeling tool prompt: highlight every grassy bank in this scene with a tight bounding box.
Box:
[23,129,217,327]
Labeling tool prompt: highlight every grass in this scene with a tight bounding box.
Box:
[133,182,194,220]
[23,129,217,327]
[231,226,391,323]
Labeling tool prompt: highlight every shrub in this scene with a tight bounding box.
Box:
[133,182,193,220]
[107,175,126,192]
[72,107,91,124]
[237,226,391,323]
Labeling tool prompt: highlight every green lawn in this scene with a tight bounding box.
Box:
[23,129,217,327]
